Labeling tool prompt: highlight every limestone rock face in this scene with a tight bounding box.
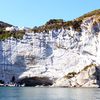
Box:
[0,13,100,87]
[54,65,100,87]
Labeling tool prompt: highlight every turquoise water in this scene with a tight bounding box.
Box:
[0,87,100,100]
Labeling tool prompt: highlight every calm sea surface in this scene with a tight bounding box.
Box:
[0,87,100,100]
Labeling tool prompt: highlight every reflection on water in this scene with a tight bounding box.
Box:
[0,87,100,100]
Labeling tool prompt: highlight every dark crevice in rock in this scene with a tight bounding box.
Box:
[95,67,100,87]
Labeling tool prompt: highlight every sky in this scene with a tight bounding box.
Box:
[0,0,100,27]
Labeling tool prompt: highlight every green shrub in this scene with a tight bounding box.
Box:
[12,30,25,39]
[46,19,64,25]
[0,31,11,40]
[0,30,25,40]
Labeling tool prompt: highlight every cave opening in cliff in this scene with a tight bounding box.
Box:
[17,77,53,86]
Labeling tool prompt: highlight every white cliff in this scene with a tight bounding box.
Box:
[0,11,100,87]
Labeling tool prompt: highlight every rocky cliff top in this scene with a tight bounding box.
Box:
[32,9,100,33]
[0,9,99,41]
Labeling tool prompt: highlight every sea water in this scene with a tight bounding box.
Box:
[0,87,100,100]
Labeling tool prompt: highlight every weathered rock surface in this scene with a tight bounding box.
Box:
[0,10,100,87]
[53,64,100,87]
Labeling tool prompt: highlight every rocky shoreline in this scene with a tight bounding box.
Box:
[0,83,25,87]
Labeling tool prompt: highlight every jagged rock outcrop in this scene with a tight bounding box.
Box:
[0,9,100,87]
[53,64,100,87]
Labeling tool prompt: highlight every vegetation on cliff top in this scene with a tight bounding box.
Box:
[0,9,99,40]
[77,9,100,22]
[32,19,82,33]
[32,9,100,33]
[0,21,25,40]
[0,30,25,40]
